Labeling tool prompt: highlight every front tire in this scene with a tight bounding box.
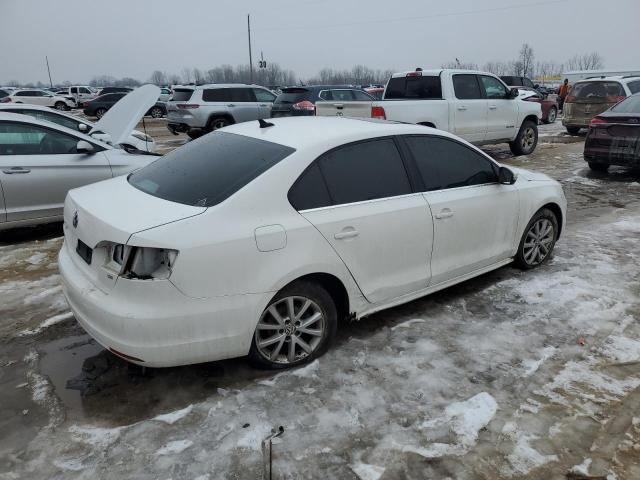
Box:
[249,281,337,369]
[509,120,538,156]
[206,116,230,132]
[544,106,557,124]
[95,108,107,119]
[588,162,609,172]
[149,106,163,118]
[514,208,558,269]
[54,101,68,111]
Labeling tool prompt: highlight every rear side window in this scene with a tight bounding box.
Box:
[627,81,640,94]
[288,163,332,210]
[202,88,231,102]
[453,74,482,99]
[171,89,194,102]
[318,138,411,205]
[570,82,625,98]
[385,76,442,100]
[404,135,497,190]
[129,132,295,207]
[230,88,256,102]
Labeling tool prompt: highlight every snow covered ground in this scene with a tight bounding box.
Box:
[1,141,639,479]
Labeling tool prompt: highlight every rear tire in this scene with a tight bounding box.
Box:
[149,106,163,118]
[54,101,68,111]
[206,116,230,132]
[186,131,202,139]
[566,126,580,135]
[544,106,557,124]
[95,108,107,119]
[509,120,538,156]
[588,162,609,172]
[514,208,558,270]
[248,281,337,369]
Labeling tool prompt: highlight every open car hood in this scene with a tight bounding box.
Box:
[89,84,160,146]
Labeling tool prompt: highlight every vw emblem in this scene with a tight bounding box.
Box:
[72,211,79,228]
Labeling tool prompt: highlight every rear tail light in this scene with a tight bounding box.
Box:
[105,243,178,280]
[589,117,607,127]
[0,97,10,103]
[606,95,625,103]
[371,106,386,119]
[292,100,315,112]
[177,104,200,109]
[523,97,541,103]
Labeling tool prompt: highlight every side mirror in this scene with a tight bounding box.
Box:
[499,166,516,185]
[508,88,519,99]
[78,123,89,133]
[76,140,94,154]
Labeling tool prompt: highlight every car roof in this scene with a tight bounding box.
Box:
[390,69,498,78]
[0,112,109,147]
[574,76,631,83]
[220,116,465,151]
[175,84,265,90]
[0,103,95,124]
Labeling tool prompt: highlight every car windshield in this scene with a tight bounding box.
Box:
[128,131,295,207]
[611,94,640,113]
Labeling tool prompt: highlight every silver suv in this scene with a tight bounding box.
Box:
[167,84,277,138]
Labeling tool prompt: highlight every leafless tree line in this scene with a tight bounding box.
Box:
[147,63,297,87]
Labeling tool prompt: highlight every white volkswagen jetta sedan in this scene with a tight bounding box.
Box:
[59,117,566,369]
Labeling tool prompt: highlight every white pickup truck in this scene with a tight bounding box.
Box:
[317,68,542,156]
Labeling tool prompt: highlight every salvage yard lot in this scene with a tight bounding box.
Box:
[1,127,640,479]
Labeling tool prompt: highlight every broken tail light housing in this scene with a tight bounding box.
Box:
[106,243,178,280]
[292,100,315,112]
[371,106,386,119]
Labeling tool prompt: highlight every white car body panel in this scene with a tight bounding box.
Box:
[59,117,566,367]
[7,89,75,109]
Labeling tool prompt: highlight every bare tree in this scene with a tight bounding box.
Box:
[519,43,535,77]
[168,74,181,86]
[149,70,167,85]
[181,67,193,84]
[441,59,478,70]
[565,52,604,71]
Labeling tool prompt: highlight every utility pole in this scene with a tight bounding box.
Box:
[247,14,254,84]
[45,56,53,88]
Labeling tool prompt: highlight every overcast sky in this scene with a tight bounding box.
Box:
[2,0,638,84]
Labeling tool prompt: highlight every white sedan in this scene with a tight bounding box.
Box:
[59,117,566,369]
[3,89,75,110]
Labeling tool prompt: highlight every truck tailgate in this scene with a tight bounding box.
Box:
[315,100,373,118]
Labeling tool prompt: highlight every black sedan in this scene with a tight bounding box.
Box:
[82,93,167,119]
[584,93,640,172]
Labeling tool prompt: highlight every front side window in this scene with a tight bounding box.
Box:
[230,88,256,102]
[404,135,497,190]
[0,121,80,155]
[480,76,508,99]
[129,131,295,207]
[253,88,276,102]
[318,138,411,206]
[79,88,91,94]
[453,74,482,99]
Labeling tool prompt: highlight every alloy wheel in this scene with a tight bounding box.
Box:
[255,296,325,364]
[523,218,554,266]
[547,107,557,123]
[521,127,536,151]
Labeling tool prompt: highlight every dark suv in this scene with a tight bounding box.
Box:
[271,86,373,117]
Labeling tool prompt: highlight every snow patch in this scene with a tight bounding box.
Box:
[599,336,640,363]
[350,462,385,480]
[391,318,426,331]
[155,439,193,455]
[291,359,319,378]
[69,425,123,448]
[152,404,193,425]
[522,346,556,376]
[569,458,592,476]
[506,432,558,475]
[18,312,73,336]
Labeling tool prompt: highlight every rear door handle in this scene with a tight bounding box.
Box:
[457,106,467,111]
[435,209,454,219]
[489,105,497,110]
[259,104,268,107]
[227,104,236,107]
[334,228,359,240]
[2,167,31,174]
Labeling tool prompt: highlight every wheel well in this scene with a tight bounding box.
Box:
[540,203,563,239]
[207,113,235,128]
[418,122,436,128]
[284,273,350,322]
[523,115,539,127]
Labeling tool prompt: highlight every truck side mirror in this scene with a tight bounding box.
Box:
[508,88,519,99]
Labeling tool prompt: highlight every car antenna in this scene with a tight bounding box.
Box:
[259,118,274,128]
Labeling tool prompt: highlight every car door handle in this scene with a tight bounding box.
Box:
[489,105,497,110]
[457,106,467,111]
[334,228,359,240]
[434,209,454,219]
[2,167,31,174]
[227,104,236,107]
[259,104,268,107]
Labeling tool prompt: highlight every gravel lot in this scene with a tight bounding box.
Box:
[1,118,639,479]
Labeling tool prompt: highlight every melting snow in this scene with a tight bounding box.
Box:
[152,404,193,425]
[390,318,426,331]
[350,462,385,480]
[18,311,73,336]
[155,439,193,455]
[569,458,592,476]
[521,346,556,376]
[505,432,558,475]
[291,359,319,378]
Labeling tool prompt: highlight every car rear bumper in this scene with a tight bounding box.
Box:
[59,244,266,367]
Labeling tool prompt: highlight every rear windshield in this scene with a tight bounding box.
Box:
[384,75,442,100]
[171,89,194,102]
[570,81,624,98]
[275,88,313,104]
[128,132,295,207]
[611,94,640,113]
[500,76,519,86]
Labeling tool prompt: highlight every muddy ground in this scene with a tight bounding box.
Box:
[1,118,639,479]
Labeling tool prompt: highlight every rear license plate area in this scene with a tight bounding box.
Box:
[76,240,93,265]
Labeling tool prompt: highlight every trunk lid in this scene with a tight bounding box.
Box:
[64,176,205,292]
[89,84,160,146]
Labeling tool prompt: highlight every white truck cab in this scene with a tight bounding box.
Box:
[375,69,542,155]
